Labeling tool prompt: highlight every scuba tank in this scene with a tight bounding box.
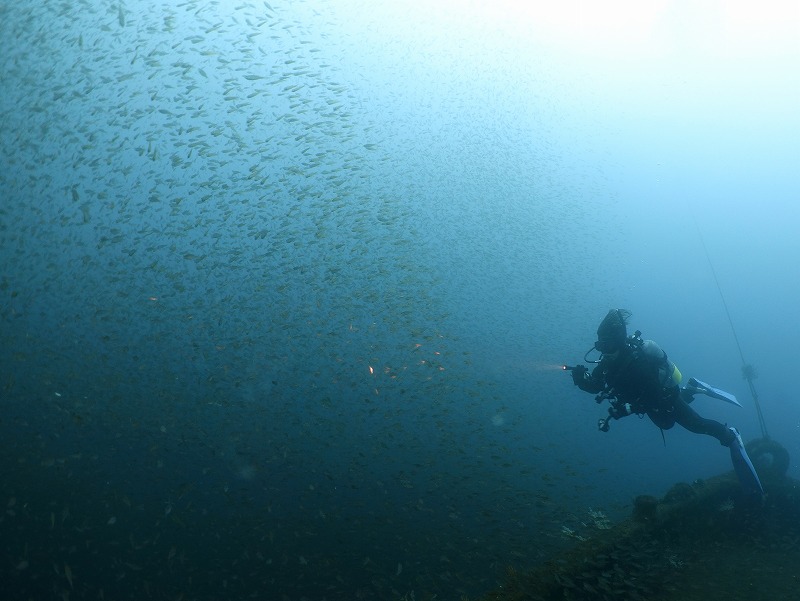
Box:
[627,330,682,389]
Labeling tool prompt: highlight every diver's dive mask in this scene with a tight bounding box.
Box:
[594,337,622,354]
[586,330,642,362]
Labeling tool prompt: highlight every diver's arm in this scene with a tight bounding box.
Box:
[572,364,605,394]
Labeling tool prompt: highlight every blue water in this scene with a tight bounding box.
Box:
[2,1,799,599]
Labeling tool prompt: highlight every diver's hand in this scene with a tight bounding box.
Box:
[571,365,588,386]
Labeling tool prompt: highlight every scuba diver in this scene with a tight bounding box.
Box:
[567,309,764,498]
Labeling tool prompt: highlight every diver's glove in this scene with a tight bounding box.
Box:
[571,364,588,386]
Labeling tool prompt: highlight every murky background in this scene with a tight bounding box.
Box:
[2,1,798,599]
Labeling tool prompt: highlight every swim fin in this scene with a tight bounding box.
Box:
[728,427,764,497]
[684,377,742,407]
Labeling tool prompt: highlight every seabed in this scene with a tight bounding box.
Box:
[480,439,798,601]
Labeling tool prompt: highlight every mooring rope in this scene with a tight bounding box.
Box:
[696,228,769,439]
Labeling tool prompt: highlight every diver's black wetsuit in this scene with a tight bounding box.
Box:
[576,339,735,446]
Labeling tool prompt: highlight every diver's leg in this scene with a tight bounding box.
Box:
[671,397,735,445]
[673,398,763,496]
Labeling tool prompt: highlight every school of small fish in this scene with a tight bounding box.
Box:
[0,1,611,599]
